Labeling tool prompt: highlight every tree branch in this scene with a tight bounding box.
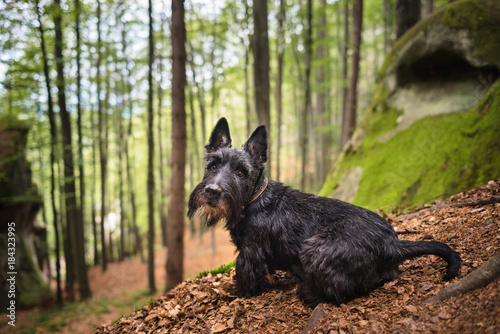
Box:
[399,196,500,219]
[424,252,500,304]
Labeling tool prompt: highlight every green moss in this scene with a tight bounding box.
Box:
[196,260,235,279]
[444,0,500,64]
[443,0,486,29]
[368,83,391,112]
[323,0,500,210]
[378,0,500,79]
[322,80,500,210]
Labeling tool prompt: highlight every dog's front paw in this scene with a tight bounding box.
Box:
[228,282,263,298]
[228,284,244,297]
[228,284,255,298]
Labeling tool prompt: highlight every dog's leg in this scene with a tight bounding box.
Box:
[297,277,330,307]
[232,251,269,297]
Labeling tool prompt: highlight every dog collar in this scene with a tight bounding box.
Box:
[245,177,268,208]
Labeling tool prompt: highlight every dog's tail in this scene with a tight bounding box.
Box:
[393,240,461,280]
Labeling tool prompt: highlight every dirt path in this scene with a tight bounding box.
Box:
[88,228,235,300]
[2,228,236,334]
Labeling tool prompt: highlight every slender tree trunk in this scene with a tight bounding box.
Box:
[383,0,393,53]
[157,50,168,248]
[341,3,349,144]
[208,9,218,255]
[73,0,91,299]
[343,0,363,147]
[36,120,51,280]
[35,0,62,306]
[190,65,206,146]
[119,2,143,262]
[244,48,252,137]
[425,0,433,16]
[396,0,421,39]
[252,0,271,175]
[188,83,198,238]
[157,12,169,248]
[315,0,329,190]
[276,0,285,182]
[53,0,91,301]
[90,88,98,266]
[167,0,186,291]
[147,0,156,294]
[118,53,126,262]
[300,0,312,191]
[96,0,107,272]
[188,58,207,243]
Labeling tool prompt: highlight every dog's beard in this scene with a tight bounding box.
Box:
[188,194,243,230]
[191,204,228,227]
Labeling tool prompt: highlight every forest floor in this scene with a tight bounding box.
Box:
[96,180,500,334]
[0,229,236,333]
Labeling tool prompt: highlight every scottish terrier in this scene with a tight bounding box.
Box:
[188,118,461,306]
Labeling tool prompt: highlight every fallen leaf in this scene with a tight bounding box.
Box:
[212,323,229,333]
[438,310,452,320]
[404,305,418,313]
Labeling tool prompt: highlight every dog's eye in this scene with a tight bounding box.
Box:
[209,165,217,172]
[236,171,244,178]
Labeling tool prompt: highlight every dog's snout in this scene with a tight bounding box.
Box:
[204,184,222,198]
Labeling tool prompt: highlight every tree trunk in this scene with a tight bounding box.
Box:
[396,0,421,39]
[119,1,143,263]
[167,0,187,291]
[74,0,86,263]
[383,0,393,53]
[242,0,252,138]
[424,0,433,16]
[147,0,156,294]
[53,0,90,300]
[73,0,91,299]
[209,19,217,255]
[252,0,271,175]
[96,0,107,272]
[90,87,98,266]
[276,0,285,182]
[341,3,349,145]
[157,51,168,249]
[117,9,126,261]
[188,83,198,238]
[315,0,330,190]
[35,0,62,306]
[53,0,74,302]
[187,57,208,243]
[300,0,313,192]
[343,0,363,147]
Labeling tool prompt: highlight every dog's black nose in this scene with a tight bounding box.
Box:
[204,184,222,198]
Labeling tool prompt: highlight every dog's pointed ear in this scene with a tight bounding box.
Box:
[206,118,232,153]
[243,125,267,164]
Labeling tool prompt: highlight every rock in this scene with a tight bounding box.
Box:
[320,0,500,211]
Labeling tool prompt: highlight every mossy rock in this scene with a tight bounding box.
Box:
[320,0,500,211]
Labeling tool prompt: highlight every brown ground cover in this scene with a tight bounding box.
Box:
[97,180,500,333]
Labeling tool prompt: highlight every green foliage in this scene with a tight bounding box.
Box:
[196,260,236,279]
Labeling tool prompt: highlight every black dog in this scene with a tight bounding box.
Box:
[188,118,461,306]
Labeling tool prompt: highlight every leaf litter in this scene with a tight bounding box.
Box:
[96,180,500,333]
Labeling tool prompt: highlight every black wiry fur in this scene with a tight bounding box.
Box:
[188,118,461,306]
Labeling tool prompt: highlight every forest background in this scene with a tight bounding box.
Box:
[0,0,456,313]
